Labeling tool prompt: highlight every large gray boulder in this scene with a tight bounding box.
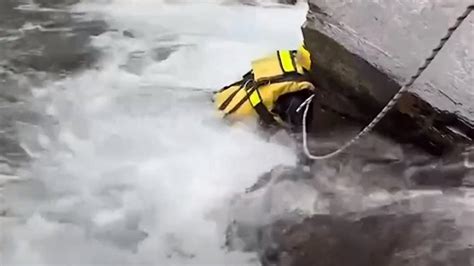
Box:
[303,0,473,155]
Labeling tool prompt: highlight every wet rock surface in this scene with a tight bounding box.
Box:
[303,0,474,155]
[259,213,473,266]
[228,169,474,265]
[225,137,474,265]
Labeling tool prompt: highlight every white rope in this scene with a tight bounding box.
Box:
[464,146,474,169]
[464,156,474,169]
[300,5,474,160]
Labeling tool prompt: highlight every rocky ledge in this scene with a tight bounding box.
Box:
[225,2,474,265]
[303,0,473,155]
[227,154,473,266]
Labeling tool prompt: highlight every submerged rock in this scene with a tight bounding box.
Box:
[259,213,473,266]
[225,142,474,266]
[225,163,474,265]
[303,0,473,155]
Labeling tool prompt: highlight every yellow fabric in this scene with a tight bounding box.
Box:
[296,45,311,71]
[214,80,315,121]
[216,85,247,114]
[251,50,305,82]
[249,90,261,106]
[251,53,285,82]
[214,49,315,123]
[279,50,296,73]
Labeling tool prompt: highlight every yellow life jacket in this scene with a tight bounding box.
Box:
[214,50,315,125]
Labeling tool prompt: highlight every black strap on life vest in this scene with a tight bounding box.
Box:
[218,67,308,126]
[223,81,278,126]
[216,71,252,95]
[224,81,256,116]
[217,71,254,111]
[247,88,278,126]
[218,84,243,111]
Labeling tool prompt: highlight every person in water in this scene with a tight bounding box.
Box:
[213,45,315,132]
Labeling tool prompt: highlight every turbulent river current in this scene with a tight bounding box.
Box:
[0,1,473,266]
[1,1,306,265]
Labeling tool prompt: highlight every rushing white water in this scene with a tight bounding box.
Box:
[1,1,308,265]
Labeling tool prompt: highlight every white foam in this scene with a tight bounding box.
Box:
[3,1,306,265]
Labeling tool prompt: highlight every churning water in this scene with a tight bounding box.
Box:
[1,1,307,265]
[1,1,473,265]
